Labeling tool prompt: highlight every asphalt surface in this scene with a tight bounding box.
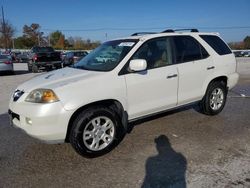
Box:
[0,59,250,188]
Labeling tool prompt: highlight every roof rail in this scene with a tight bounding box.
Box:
[131,28,199,36]
[162,28,199,33]
[131,32,157,36]
[174,29,199,32]
[162,29,175,33]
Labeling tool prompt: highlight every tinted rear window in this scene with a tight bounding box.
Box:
[32,47,55,53]
[200,35,232,55]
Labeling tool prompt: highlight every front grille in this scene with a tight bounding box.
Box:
[13,90,24,102]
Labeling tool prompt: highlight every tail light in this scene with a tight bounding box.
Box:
[33,54,38,61]
[4,61,12,64]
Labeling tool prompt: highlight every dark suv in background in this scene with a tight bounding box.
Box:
[28,46,62,72]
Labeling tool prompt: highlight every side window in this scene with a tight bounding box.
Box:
[174,36,209,63]
[131,37,173,70]
[200,35,232,55]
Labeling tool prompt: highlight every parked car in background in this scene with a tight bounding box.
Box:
[233,51,243,57]
[28,46,62,73]
[11,52,21,62]
[243,51,250,57]
[0,54,14,74]
[62,51,88,66]
[16,52,30,63]
[60,52,67,61]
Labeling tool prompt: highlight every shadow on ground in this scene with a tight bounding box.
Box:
[14,70,30,75]
[142,135,187,188]
[0,70,30,76]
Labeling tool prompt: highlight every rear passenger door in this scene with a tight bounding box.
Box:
[173,36,213,105]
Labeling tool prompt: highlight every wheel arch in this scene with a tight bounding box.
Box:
[203,75,228,95]
[65,99,127,142]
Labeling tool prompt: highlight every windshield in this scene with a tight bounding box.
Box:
[73,39,138,71]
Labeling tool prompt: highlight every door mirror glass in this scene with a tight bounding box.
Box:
[129,59,147,72]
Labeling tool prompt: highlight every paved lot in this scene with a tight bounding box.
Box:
[0,59,250,188]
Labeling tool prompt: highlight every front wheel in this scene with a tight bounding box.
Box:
[69,106,126,158]
[200,81,227,115]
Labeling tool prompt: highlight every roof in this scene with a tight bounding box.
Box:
[114,29,220,41]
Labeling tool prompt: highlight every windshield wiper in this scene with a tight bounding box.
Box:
[71,64,93,71]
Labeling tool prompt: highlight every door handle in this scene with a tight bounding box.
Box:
[207,66,215,70]
[167,74,178,79]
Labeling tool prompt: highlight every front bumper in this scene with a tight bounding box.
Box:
[9,99,74,143]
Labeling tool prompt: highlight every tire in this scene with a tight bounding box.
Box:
[200,81,227,115]
[32,64,38,73]
[69,58,74,64]
[69,106,126,158]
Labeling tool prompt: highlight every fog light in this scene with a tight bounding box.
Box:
[26,117,32,125]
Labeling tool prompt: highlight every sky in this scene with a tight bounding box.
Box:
[1,0,250,42]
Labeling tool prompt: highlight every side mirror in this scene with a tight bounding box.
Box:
[129,59,147,72]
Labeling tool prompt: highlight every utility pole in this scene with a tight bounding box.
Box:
[1,6,7,50]
[12,38,15,49]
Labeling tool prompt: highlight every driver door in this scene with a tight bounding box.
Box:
[123,37,178,120]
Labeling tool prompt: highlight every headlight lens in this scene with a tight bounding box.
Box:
[25,89,59,103]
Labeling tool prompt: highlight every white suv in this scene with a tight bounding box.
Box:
[9,29,239,157]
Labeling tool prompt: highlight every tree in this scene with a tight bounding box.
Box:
[54,35,65,49]
[14,36,36,49]
[0,20,15,49]
[67,36,100,50]
[23,23,44,46]
[244,36,250,49]
[74,37,83,49]
[49,30,64,47]
[228,42,245,50]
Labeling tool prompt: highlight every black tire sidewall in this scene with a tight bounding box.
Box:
[70,107,125,157]
[32,64,38,73]
[203,82,227,115]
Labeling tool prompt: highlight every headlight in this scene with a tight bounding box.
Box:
[25,89,59,103]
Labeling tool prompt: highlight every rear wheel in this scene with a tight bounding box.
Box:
[200,81,227,115]
[69,106,126,158]
[32,64,38,73]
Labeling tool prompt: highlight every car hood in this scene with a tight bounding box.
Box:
[18,67,103,92]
